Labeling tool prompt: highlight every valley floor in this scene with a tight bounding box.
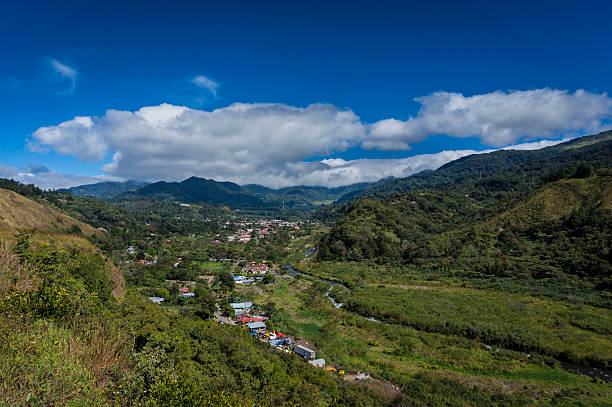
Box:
[236,260,612,406]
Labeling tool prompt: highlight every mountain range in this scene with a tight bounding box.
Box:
[64,176,384,211]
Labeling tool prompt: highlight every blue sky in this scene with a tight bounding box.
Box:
[1,0,611,188]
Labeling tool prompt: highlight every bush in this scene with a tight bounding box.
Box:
[1,283,72,320]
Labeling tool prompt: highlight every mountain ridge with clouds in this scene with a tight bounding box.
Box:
[22,88,612,190]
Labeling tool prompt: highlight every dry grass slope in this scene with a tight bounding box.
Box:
[0,189,124,298]
[0,188,98,235]
[492,175,612,229]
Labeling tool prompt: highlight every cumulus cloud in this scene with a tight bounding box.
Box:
[29,116,105,161]
[47,58,78,93]
[366,89,612,149]
[192,75,219,96]
[29,102,364,186]
[296,150,482,187]
[0,164,122,190]
[26,88,612,188]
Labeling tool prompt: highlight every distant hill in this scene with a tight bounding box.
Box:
[115,176,378,211]
[117,177,271,209]
[0,188,98,236]
[61,180,148,199]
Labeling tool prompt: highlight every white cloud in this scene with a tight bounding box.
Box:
[192,75,219,96]
[47,58,78,93]
[0,164,122,190]
[501,137,574,151]
[26,88,612,188]
[29,102,365,186]
[365,89,612,149]
[29,116,105,161]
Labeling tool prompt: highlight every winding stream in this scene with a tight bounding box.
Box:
[284,264,379,316]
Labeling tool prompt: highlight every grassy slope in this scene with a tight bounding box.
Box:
[0,189,124,298]
[0,188,98,236]
[0,231,127,405]
[491,176,611,229]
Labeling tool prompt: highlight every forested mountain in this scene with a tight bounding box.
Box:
[115,176,377,210]
[318,133,612,297]
[117,177,272,208]
[316,131,612,222]
[61,180,149,199]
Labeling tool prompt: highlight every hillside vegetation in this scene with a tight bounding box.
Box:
[317,133,612,298]
[60,180,149,199]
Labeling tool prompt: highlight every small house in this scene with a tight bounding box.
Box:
[308,359,325,368]
[148,297,164,304]
[270,337,292,347]
[245,321,266,332]
[230,302,253,311]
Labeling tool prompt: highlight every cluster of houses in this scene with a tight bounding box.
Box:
[148,280,198,303]
[229,300,330,367]
[232,262,272,285]
[243,262,270,274]
[126,246,159,265]
[234,275,259,285]
[221,219,302,243]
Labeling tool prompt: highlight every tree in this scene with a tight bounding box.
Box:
[195,287,216,320]
[218,271,235,290]
[574,162,594,178]
[263,301,278,319]
[168,283,179,304]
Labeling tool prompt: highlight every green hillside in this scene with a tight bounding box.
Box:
[317,134,612,312]
[0,188,99,236]
[61,180,149,199]
[319,174,611,290]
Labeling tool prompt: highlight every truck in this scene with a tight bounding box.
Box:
[293,344,316,359]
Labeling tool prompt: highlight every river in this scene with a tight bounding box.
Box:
[284,263,345,308]
[284,264,379,316]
